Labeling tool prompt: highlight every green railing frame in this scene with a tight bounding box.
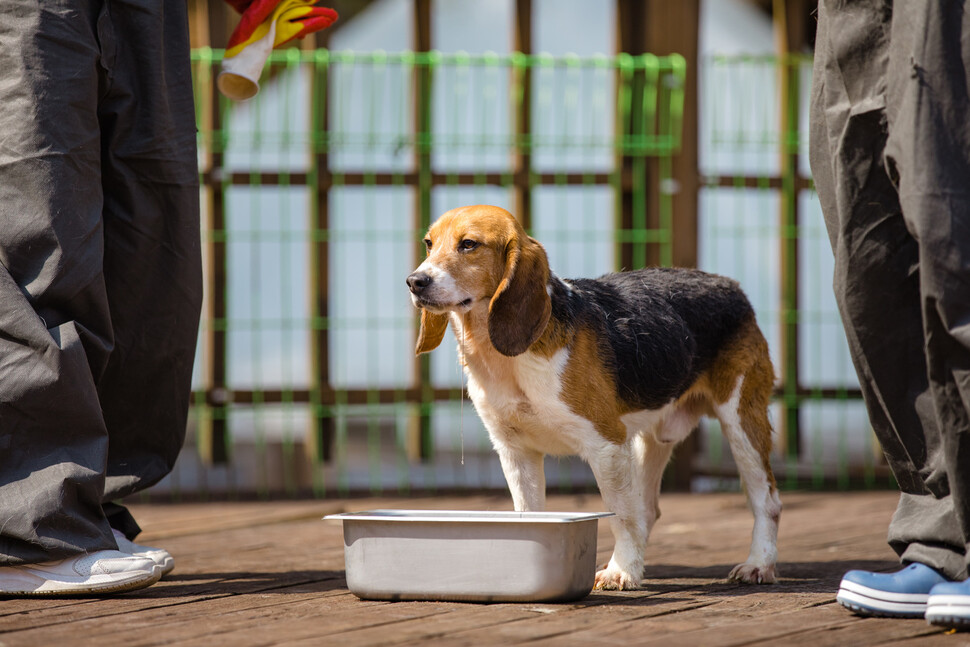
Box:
[177,49,883,498]
[188,48,687,497]
[192,48,686,153]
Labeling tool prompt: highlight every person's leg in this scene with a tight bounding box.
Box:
[95,0,202,514]
[885,0,970,582]
[899,4,970,627]
[0,0,161,596]
[812,0,963,572]
[0,0,119,566]
[811,0,967,617]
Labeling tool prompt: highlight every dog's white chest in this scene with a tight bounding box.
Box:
[462,346,594,456]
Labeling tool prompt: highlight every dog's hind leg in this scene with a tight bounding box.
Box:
[716,372,781,584]
[635,432,675,555]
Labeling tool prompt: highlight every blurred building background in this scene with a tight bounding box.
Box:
[151,0,882,500]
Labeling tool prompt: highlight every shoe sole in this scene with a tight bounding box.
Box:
[926,596,970,629]
[123,552,173,578]
[115,534,175,578]
[839,579,932,604]
[158,557,175,578]
[837,587,927,618]
[0,566,161,597]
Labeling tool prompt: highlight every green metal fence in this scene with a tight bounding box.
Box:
[152,49,886,500]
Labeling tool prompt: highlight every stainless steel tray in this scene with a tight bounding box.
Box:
[324,510,613,603]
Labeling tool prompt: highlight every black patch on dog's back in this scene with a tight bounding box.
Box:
[553,268,754,410]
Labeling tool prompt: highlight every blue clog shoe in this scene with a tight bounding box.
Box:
[837,563,951,618]
[926,578,970,629]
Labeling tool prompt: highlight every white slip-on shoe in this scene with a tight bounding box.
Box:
[113,529,175,577]
[0,550,161,596]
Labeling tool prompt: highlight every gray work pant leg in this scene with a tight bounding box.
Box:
[0,0,201,565]
[811,0,970,580]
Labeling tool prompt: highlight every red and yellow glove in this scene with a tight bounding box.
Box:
[226,0,337,57]
[218,0,337,101]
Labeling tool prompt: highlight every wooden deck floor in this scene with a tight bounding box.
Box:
[2,491,966,646]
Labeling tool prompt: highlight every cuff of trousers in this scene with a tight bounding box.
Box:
[900,543,968,582]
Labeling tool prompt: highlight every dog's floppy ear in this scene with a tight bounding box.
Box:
[415,309,448,355]
[488,234,552,356]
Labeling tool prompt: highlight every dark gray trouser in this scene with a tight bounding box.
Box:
[0,0,201,565]
[811,0,970,580]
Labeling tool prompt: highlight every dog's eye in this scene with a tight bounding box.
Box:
[424,238,433,252]
[459,239,479,251]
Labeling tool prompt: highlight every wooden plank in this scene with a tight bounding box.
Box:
[436,597,716,645]
[0,518,356,642]
[123,495,506,541]
[881,634,970,647]
[0,589,364,645]
[346,599,699,647]
[520,605,843,646]
[3,492,950,647]
[604,604,933,647]
[744,614,948,647]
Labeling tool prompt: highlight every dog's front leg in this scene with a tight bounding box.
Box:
[496,444,546,511]
[588,445,646,590]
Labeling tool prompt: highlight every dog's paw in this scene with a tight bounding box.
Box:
[594,567,641,591]
[728,562,777,584]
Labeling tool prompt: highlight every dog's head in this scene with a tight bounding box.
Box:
[407,205,552,357]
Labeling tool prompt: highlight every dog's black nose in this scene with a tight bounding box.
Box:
[407,272,432,294]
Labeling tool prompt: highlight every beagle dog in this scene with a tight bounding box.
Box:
[406,205,781,590]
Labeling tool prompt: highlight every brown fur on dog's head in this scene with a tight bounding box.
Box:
[411,205,551,357]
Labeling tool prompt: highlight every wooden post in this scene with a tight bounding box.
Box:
[197,0,230,464]
[513,0,533,232]
[615,0,698,269]
[309,32,335,466]
[615,0,648,271]
[643,1,700,271]
[774,0,807,466]
[617,0,700,490]
[188,0,209,49]
[407,0,435,462]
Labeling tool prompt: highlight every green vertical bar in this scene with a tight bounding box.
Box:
[658,153,673,268]
[781,54,801,488]
[207,53,231,469]
[658,55,686,269]
[614,54,633,271]
[308,48,330,497]
[632,55,647,269]
[413,49,435,462]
